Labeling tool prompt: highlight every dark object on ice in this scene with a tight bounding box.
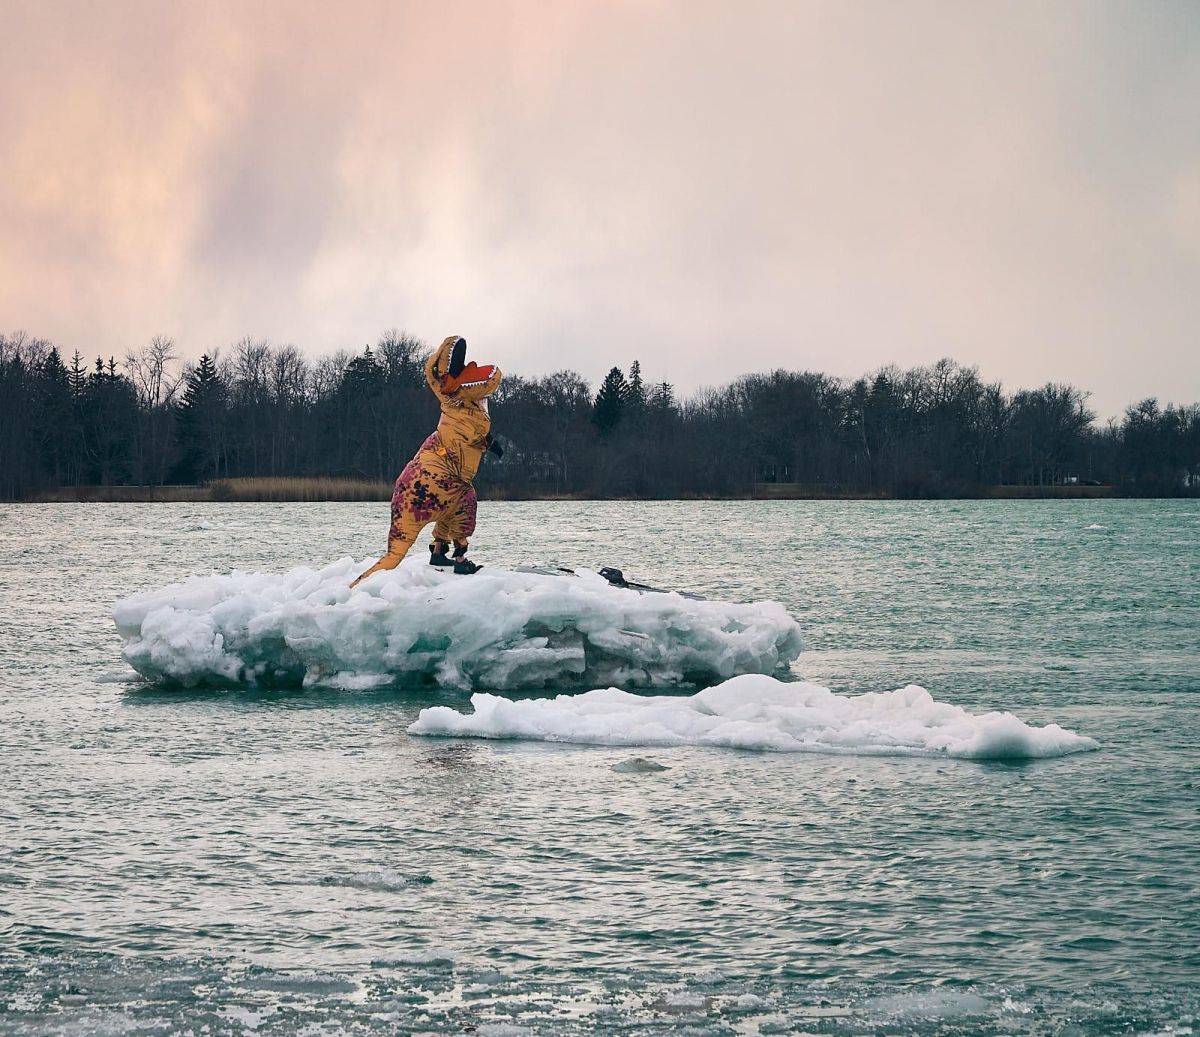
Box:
[600,567,661,593]
[515,564,705,600]
[454,558,482,575]
[448,337,467,378]
[429,544,455,568]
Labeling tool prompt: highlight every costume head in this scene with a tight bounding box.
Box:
[440,337,496,396]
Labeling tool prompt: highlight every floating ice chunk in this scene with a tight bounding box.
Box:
[113,557,802,691]
[611,756,669,773]
[408,674,1099,760]
[386,945,456,969]
[865,989,990,1020]
[319,869,433,891]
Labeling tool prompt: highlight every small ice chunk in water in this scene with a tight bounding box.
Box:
[866,989,990,1020]
[374,946,456,966]
[409,674,1100,761]
[319,869,432,891]
[611,757,669,773]
[664,990,707,1010]
[113,557,802,691]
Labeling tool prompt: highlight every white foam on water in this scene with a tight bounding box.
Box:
[408,674,1100,761]
[113,557,802,691]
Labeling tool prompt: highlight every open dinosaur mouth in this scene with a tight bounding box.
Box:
[441,362,496,394]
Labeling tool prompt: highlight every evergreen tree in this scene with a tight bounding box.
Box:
[37,347,75,484]
[650,381,675,412]
[68,351,87,396]
[592,366,629,435]
[627,360,647,412]
[174,354,227,481]
[77,353,138,484]
[344,346,378,390]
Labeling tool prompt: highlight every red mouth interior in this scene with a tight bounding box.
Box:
[442,362,495,393]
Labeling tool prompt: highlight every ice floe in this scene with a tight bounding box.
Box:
[408,674,1100,760]
[113,557,802,691]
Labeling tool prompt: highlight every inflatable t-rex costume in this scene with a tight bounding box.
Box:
[352,336,502,586]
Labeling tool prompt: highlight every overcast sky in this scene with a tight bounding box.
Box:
[1,0,1197,414]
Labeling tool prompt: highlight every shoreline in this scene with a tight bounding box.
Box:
[11,481,1168,504]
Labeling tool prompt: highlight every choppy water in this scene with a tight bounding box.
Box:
[2,500,1198,1035]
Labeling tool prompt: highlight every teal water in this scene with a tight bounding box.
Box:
[1,500,1197,1034]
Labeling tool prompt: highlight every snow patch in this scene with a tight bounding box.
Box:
[113,557,802,691]
[408,674,1099,760]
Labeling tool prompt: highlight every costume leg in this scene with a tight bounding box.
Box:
[433,488,478,557]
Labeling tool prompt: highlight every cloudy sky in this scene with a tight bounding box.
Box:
[1,0,1197,414]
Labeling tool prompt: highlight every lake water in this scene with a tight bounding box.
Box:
[2,500,1197,1035]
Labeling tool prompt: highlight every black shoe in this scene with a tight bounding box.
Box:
[429,545,454,568]
[453,558,482,575]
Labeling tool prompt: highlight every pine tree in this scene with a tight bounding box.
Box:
[627,360,647,412]
[68,351,87,396]
[175,354,226,481]
[37,347,74,484]
[344,346,377,389]
[592,367,629,435]
[651,381,676,412]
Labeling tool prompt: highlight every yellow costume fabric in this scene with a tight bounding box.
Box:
[352,337,502,586]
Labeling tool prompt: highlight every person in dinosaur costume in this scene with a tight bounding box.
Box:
[351,336,502,587]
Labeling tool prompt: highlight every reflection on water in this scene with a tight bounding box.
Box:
[1,499,1198,1034]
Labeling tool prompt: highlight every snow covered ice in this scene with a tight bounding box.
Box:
[113,557,802,690]
[408,674,1100,760]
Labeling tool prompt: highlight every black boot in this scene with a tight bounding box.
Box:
[453,557,482,575]
[429,543,454,568]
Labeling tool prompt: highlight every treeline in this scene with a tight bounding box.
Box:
[2,328,1198,501]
